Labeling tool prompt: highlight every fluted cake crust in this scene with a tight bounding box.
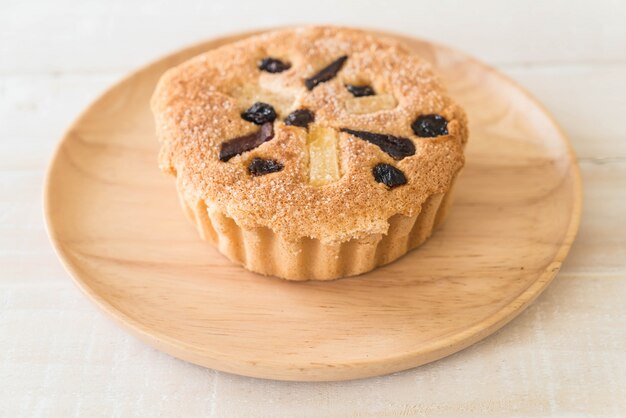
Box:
[177,176,457,280]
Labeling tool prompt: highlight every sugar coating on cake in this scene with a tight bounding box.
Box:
[151,26,468,244]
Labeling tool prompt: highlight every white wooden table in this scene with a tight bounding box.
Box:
[2,1,625,416]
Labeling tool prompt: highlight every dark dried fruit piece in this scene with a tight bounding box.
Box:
[373,163,407,189]
[284,109,315,128]
[345,84,375,97]
[340,128,415,160]
[241,102,277,125]
[248,157,284,176]
[258,57,291,73]
[305,55,348,90]
[411,114,448,137]
[219,123,274,162]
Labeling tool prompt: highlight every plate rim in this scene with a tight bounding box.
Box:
[43,27,583,381]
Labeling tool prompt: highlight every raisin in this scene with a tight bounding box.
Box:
[345,84,375,97]
[284,109,315,128]
[241,102,277,125]
[411,114,448,137]
[305,55,348,90]
[248,157,284,176]
[340,128,415,160]
[258,57,291,73]
[373,163,407,189]
[219,123,274,162]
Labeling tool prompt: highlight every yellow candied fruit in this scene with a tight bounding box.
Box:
[307,125,340,186]
[231,84,294,116]
[345,94,397,114]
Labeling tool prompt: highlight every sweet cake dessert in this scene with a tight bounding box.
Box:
[151,26,468,280]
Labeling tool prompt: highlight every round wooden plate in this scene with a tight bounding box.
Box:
[44,29,582,381]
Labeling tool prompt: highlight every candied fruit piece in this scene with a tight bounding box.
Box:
[373,163,407,189]
[284,109,315,128]
[230,85,294,116]
[411,114,448,137]
[219,123,274,162]
[345,94,397,114]
[305,56,348,90]
[248,157,283,176]
[258,57,291,73]
[241,102,277,125]
[307,125,340,186]
[345,84,375,97]
[340,128,415,160]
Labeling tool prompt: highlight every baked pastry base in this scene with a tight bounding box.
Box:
[177,179,456,280]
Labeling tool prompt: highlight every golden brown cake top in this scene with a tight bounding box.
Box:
[151,26,468,243]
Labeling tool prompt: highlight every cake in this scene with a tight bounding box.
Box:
[151,26,468,280]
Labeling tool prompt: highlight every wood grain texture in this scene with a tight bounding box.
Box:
[43,30,581,381]
[1,0,625,415]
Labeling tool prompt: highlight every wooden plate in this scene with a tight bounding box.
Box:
[44,29,582,381]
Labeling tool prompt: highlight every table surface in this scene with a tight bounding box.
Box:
[1,1,625,417]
